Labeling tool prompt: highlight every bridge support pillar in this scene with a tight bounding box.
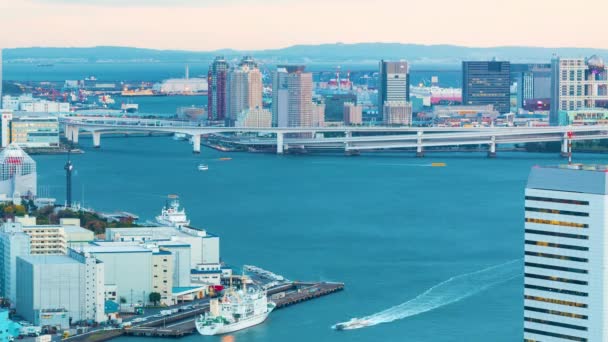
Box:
[192,134,201,154]
[92,131,101,148]
[561,133,569,158]
[488,136,497,158]
[71,126,79,144]
[416,131,424,157]
[276,132,284,154]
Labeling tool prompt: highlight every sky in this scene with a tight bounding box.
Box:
[0,0,606,51]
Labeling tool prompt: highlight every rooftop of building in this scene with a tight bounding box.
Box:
[528,164,608,195]
[81,243,152,254]
[18,254,80,264]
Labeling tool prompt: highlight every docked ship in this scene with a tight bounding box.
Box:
[121,103,139,114]
[155,195,190,228]
[195,284,276,335]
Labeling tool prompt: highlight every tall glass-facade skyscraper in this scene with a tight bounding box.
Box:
[462,61,511,114]
[207,56,229,121]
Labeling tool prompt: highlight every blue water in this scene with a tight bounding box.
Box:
[32,135,608,341]
[3,63,462,88]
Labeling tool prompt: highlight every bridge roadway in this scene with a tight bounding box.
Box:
[60,116,608,157]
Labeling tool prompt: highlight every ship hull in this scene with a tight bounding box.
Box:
[195,309,273,336]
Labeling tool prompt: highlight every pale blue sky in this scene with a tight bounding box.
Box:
[0,0,606,50]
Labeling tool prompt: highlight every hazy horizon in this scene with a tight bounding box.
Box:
[0,0,606,51]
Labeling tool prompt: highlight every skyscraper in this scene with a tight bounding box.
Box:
[272,65,313,127]
[524,164,608,341]
[510,63,552,110]
[383,101,412,125]
[549,55,608,125]
[343,102,362,125]
[378,60,409,119]
[462,61,511,114]
[207,56,229,121]
[226,56,262,125]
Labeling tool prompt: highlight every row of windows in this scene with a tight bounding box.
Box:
[524,295,587,308]
[525,218,588,229]
[525,273,588,286]
[525,317,587,331]
[525,251,588,263]
[525,262,587,274]
[525,306,588,320]
[525,207,589,217]
[524,328,587,341]
[525,196,589,206]
[525,284,588,297]
[525,229,588,240]
[525,240,589,251]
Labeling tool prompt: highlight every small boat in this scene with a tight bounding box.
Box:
[198,164,209,171]
[431,162,447,167]
[219,157,232,161]
[333,318,372,331]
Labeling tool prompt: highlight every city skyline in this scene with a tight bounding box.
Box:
[0,0,607,51]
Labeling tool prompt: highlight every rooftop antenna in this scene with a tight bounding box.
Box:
[64,146,73,208]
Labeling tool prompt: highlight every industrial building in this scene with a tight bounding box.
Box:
[550,55,608,125]
[523,164,608,341]
[158,66,207,95]
[0,225,31,307]
[16,251,105,328]
[1,95,70,113]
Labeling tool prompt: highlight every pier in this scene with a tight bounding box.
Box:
[123,281,344,338]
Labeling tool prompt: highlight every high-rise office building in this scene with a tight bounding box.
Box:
[207,56,229,121]
[312,101,325,127]
[272,65,313,127]
[550,55,608,125]
[523,164,608,341]
[462,61,511,114]
[226,56,263,125]
[378,60,410,119]
[511,63,552,110]
[322,94,357,122]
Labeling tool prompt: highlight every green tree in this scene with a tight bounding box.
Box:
[148,292,161,306]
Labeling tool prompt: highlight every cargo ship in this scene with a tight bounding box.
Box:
[195,283,275,335]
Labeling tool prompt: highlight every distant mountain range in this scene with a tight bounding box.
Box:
[3,43,608,66]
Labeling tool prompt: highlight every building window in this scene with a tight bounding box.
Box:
[524,317,587,331]
[524,295,587,308]
[525,218,588,229]
[525,273,587,285]
[524,306,587,320]
[525,207,589,217]
[525,262,587,274]
[525,284,588,297]
[525,251,588,263]
[524,328,587,342]
[525,196,589,205]
[525,229,588,240]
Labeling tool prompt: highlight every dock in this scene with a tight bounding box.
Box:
[123,281,344,338]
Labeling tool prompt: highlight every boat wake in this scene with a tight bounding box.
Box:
[332,259,522,330]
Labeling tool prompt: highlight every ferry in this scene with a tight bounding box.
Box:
[155,195,190,228]
[219,157,232,161]
[195,282,275,335]
[198,164,209,171]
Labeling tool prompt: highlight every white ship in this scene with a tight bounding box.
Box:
[155,195,190,228]
[195,284,276,335]
[198,164,208,171]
